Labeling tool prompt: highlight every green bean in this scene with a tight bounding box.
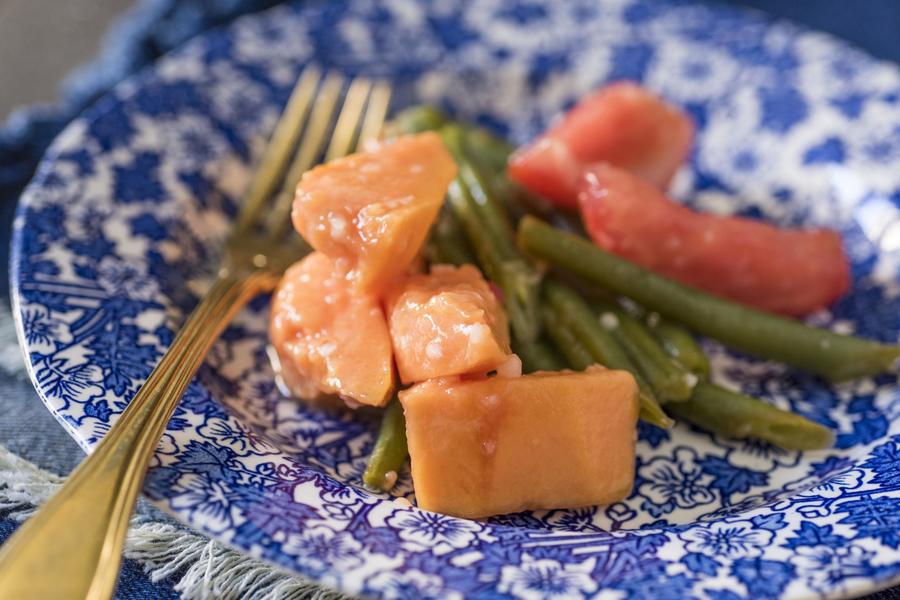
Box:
[461,125,514,177]
[598,301,828,449]
[458,123,584,236]
[595,297,827,447]
[442,125,519,257]
[363,398,409,491]
[669,383,834,450]
[441,127,543,342]
[385,105,448,136]
[649,318,711,378]
[544,281,673,428]
[544,282,633,372]
[445,179,538,342]
[599,306,695,403]
[514,338,566,373]
[458,125,528,221]
[518,216,900,381]
[428,207,476,267]
[541,306,594,371]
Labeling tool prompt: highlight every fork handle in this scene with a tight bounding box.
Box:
[0,269,279,600]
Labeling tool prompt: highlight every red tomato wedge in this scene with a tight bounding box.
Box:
[507,82,694,209]
[578,163,851,316]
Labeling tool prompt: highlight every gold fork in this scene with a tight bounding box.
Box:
[0,67,391,600]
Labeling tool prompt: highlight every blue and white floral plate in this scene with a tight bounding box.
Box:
[12,1,900,598]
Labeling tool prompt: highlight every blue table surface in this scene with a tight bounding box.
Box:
[2,1,900,598]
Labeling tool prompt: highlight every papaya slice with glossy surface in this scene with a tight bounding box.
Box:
[269,252,394,407]
[399,366,639,518]
[387,264,513,384]
[292,132,457,294]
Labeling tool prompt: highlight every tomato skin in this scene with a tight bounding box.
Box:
[507,136,582,209]
[578,163,851,316]
[507,82,694,209]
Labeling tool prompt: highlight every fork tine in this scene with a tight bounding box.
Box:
[357,81,392,146]
[264,72,346,235]
[235,66,321,233]
[324,78,373,162]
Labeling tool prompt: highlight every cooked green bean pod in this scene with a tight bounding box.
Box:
[607,304,831,449]
[428,207,476,267]
[669,383,834,450]
[544,281,673,428]
[518,216,900,381]
[363,398,409,491]
[384,105,448,137]
[541,306,595,371]
[461,125,514,178]
[648,317,711,378]
[598,306,695,403]
[442,125,519,257]
[514,338,566,373]
[441,126,543,343]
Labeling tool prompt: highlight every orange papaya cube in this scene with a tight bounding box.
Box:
[269,252,394,407]
[399,366,639,518]
[292,132,457,293]
[387,264,512,383]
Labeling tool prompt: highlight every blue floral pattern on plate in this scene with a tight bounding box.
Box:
[11,0,900,597]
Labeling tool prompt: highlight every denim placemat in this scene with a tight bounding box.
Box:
[2,0,899,598]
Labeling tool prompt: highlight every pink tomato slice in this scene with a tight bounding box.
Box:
[578,163,850,316]
[507,81,694,209]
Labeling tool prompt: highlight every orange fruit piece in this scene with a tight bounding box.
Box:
[399,366,639,518]
[269,252,394,407]
[292,132,457,294]
[386,264,512,384]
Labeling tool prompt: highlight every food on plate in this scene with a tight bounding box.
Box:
[543,280,673,428]
[507,81,693,208]
[540,273,835,450]
[648,318,711,379]
[269,252,394,407]
[511,336,565,373]
[292,132,457,293]
[441,125,543,343]
[387,264,513,383]
[668,382,834,451]
[426,206,477,268]
[578,163,851,316]
[518,216,900,381]
[597,302,696,403]
[540,305,595,371]
[363,398,408,491]
[268,84,900,518]
[399,366,639,518]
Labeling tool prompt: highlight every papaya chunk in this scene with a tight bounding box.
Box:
[269,252,394,407]
[387,264,512,383]
[399,366,639,518]
[292,132,457,294]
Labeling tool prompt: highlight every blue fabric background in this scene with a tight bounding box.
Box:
[0,1,898,598]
